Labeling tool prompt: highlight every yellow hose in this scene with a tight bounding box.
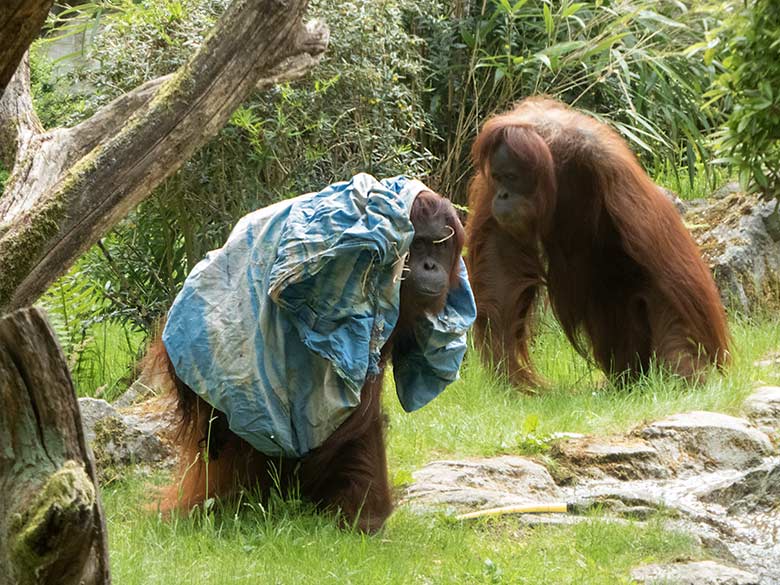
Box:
[455,502,571,520]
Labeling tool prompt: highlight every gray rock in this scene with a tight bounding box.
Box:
[743,386,780,432]
[630,560,759,585]
[79,397,119,444]
[78,396,169,468]
[113,377,157,409]
[658,186,687,214]
[753,355,780,369]
[402,456,561,511]
[557,461,780,583]
[700,460,780,513]
[640,411,773,472]
[687,193,780,312]
[764,214,780,243]
[712,181,743,200]
[400,406,780,583]
[662,520,735,563]
[762,204,780,242]
[552,436,670,480]
[401,435,780,582]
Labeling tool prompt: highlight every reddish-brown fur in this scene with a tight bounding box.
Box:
[466,97,730,385]
[146,191,464,533]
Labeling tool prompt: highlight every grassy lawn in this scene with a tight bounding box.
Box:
[98,312,779,584]
[386,312,780,474]
[105,477,697,585]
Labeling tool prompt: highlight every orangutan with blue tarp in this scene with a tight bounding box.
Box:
[144,174,475,533]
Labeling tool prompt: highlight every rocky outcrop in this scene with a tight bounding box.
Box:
[742,386,780,433]
[638,411,773,472]
[552,436,669,480]
[686,188,780,311]
[78,396,171,470]
[403,457,562,511]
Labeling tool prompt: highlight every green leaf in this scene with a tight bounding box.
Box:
[543,3,554,38]
[739,167,752,190]
[511,0,530,14]
[535,52,553,71]
[460,26,475,49]
[686,143,696,187]
[562,2,586,18]
[615,123,654,154]
[753,99,773,111]
[543,40,586,57]
[637,10,688,29]
[580,33,628,59]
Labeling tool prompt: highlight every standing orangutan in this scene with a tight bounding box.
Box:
[466,97,729,387]
[144,175,474,533]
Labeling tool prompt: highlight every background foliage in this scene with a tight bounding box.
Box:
[705,0,780,204]
[418,0,724,198]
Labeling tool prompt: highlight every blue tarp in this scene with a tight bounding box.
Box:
[163,174,476,458]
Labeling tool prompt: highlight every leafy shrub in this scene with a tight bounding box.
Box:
[29,44,89,129]
[414,0,722,200]
[705,0,780,203]
[34,0,440,334]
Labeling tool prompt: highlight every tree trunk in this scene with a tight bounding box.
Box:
[0,0,55,94]
[0,307,110,585]
[0,0,328,314]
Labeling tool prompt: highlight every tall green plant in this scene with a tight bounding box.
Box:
[704,0,780,204]
[415,0,721,200]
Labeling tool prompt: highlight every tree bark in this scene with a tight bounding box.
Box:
[0,307,110,585]
[0,0,55,94]
[0,0,328,314]
[0,56,43,171]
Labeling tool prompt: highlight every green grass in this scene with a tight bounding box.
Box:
[69,319,146,400]
[385,312,780,474]
[98,311,778,584]
[104,475,697,585]
[653,162,731,201]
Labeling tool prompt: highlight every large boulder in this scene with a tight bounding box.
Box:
[639,411,773,473]
[551,436,669,480]
[78,397,170,470]
[400,400,780,583]
[401,456,562,511]
[686,187,780,311]
[742,386,780,433]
